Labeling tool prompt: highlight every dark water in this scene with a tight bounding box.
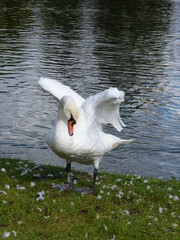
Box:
[0,0,180,179]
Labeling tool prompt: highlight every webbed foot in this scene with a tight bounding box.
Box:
[76,187,94,194]
[52,183,74,192]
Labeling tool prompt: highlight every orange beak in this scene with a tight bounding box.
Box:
[68,115,76,136]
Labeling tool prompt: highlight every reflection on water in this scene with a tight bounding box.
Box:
[0,0,180,179]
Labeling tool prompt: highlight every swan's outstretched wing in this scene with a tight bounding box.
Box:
[38,77,85,107]
[83,87,126,132]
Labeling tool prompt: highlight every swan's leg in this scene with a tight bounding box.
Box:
[52,163,76,191]
[92,168,98,192]
[66,163,71,184]
[76,168,98,194]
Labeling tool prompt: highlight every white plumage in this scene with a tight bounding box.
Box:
[38,77,134,193]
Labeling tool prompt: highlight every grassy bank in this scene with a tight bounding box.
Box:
[0,158,179,239]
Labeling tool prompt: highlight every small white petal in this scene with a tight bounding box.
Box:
[159,207,163,214]
[96,214,99,219]
[123,210,130,215]
[85,232,88,238]
[37,191,45,198]
[12,231,17,237]
[104,225,108,231]
[30,182,36,187]
[47,174,53,177]
[173,195,179,201]
[5,184,10,190]
[16,185,26,190]
[1,168,6,173]
[3,232,10,238]
[0,190,7,195]
[44,216,50,219]
[111,235,116,240]
[36,197,44,201]
[73,180,77,185]
[97,195,102,200]
[37,208,42,212]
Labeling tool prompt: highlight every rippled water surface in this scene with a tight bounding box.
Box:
[0,0,180,178]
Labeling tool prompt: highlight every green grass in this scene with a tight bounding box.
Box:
[0,158,180,240]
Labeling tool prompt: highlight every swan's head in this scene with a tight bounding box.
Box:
[60,96,79,136]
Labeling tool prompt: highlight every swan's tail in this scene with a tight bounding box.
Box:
[117,138,135,146]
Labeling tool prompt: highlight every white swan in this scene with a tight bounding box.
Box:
[38,77,134,193]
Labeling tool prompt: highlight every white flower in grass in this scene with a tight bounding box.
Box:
[85,232,88,238]
[3,200,7,205]
[116,179,121,182]
[96,181,101,185]
[127,221,131,225]
[1,168,6,173]
[104,225,108,231]
[73,180,77,185]
[5,184,10,190]
[146,185,150,190]
[116,190,124,199]
[172,223,178,227]
[12,231,17,237]
[169,195,179,201]
[30,182,36,187]
[173,195,179,201]
[171,212,176,218]
[96,214,99,219]
[21,169,30,176]
[37,208,42,212]
[167,187,172,192]
[159,207,163,214]
[111,185,117,190]
[111,235,116,240]
[97,195,102,200]
[47,174,53,177]
[36,190,45,201]
[123,210,130,215]
[0,190,7,195]
[33,173,41,178]
[44,216,50,219]
[144,179,148,183]
[16,185,26,190]
[3,232,10,238]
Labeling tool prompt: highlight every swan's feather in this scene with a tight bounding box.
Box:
[38,77,85,107]
[83,87,126,132]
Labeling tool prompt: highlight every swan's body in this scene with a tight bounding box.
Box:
[38,77,134,193]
